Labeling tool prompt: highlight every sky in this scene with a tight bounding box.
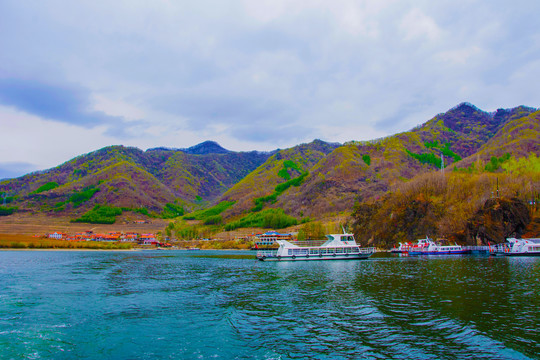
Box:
[0,0,539,179]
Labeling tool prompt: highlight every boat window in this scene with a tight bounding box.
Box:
[326,235,335,241]
[310,248,318,254]
[345,248,351,253]
[336,248,344,253]
[352,247,359,253]
[288,249,292,255]
[320,249,327,254]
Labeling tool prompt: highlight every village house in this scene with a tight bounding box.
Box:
[254,231,294,247]
[74,231,94,241]
[123,232,139,242]
[139,233,158,246]
[48,232,67,239]
[43,230,156,244]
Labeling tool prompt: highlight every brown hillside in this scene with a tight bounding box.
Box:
[453,110,540,169]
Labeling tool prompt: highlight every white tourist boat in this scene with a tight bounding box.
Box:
[407,237,469,255]
[489,238,540,256]
[256,233,375,261]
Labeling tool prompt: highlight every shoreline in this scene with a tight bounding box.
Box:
[0,247,252,252]
[0,248,140,252]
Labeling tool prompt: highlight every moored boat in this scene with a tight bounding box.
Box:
[407,237,469,255]
[390,242,414,253]
[489,238,540,256]
[256,233,375,261]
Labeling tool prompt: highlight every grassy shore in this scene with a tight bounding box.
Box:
[0,234,258,250]
[174,239,254,250]
[0,234,134,250]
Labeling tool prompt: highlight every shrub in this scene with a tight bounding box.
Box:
[122,206,150,216]
[225,208,297,230]
[485,153,511,172]
[10,242,26,248]
[422,142,461,162]
[278,160,301,180]
[0,193,14,204]
[0,206,17,216]
[278,168,290,180]
[72,205,122,224]
[31,181,59,194]
[69,186,100,207]
[173,222,201,240]
[161,203,184,219]
[406,150,442,168]
[441,144,462,162]
[183,201,235,220]
[362,154,371,166]
[204,215,223,225]
[252,172,309,212]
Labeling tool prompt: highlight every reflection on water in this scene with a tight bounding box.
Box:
[0,250,538,359]
[188,253,255,260]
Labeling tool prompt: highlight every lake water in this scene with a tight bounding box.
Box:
[0,250,538,359]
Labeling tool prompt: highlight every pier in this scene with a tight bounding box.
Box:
[463,246,490,254]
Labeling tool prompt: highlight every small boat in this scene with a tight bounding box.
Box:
[489,238,540,256]
[390,242,414,253]
[256,233,375,261]
[407,237,469,255]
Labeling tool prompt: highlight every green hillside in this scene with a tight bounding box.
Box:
[223,104,538,221]
[219,139,339,217]
[195,104,538,244]
[1,103,538,242]
[350,109,540,247]
[0,143,270,221]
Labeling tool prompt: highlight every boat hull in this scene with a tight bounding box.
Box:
[490,252,540,257]
[257,253,372,261]
[408,250,470,255]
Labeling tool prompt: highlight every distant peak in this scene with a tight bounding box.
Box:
[181,141,231,155]
[449,102,483,113]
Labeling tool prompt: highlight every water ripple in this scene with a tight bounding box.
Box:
[0,251,538,359]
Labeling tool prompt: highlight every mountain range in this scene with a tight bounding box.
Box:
[1,102,538,244]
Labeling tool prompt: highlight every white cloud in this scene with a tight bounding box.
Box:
[0,0,539,174]
[434,46,482,65]
[400,8,442,42]
[0,106,117,169]
[91,94,146,121]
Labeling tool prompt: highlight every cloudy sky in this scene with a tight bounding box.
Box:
[0,0,539,178]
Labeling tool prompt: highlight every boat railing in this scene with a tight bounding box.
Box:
[289,239,329,247]
[463,246,490,252]
[488,243,511,254]
[257,250,278,258]
[360,247,376,254]
[257,247,376,258]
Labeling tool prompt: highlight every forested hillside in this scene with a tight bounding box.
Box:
[0,142,270,219]
[1,103,539,245]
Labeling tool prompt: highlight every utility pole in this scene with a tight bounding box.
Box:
[440,153,444,174]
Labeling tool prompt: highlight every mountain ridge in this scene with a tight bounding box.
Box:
[0,103,538,230]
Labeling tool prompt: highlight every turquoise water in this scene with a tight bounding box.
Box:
[0,251,538,359]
